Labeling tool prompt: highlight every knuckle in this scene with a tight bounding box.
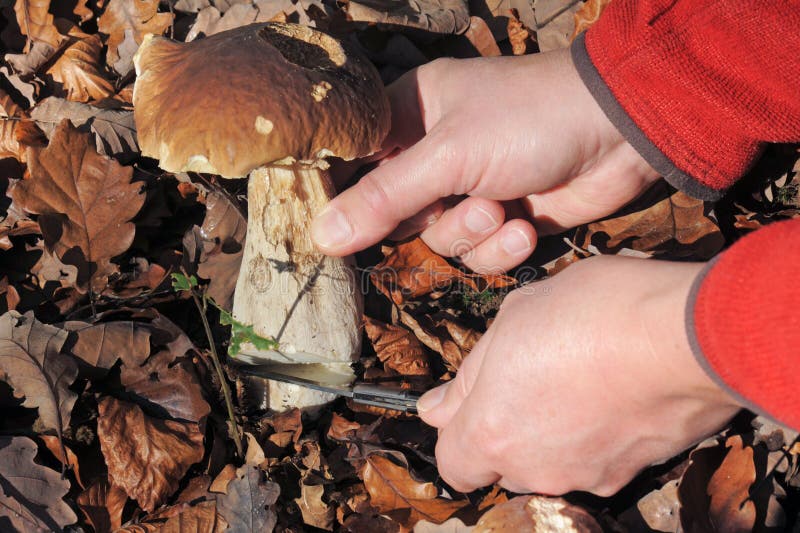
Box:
[356,172,393,221]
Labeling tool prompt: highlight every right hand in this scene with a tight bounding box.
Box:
[311,47,660,272]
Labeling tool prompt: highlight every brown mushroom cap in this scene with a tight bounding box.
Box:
[133,23,390,178]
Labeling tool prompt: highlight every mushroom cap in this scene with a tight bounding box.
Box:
[133,23,390,178]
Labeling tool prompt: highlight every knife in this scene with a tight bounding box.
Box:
[236,363,423,414]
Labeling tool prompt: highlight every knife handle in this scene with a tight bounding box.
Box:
[352,384,422,414]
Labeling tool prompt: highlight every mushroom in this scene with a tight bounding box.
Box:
[132,23,390,411]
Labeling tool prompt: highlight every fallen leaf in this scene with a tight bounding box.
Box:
[264,407,303,449]
[39,434,84,487]
[570,0,612,41]
[506,10,535,55]
[47,34,114,102]
[342,0,470,34]
[76,477,128,532]
[31,97,139,160]
[364,316,430,376]
[216,464,281,533]
[72,0,93,22]
[0,436,78,531]
[414,517,474,532]
[400,311,479,371]
[10,120,144,293]
[97,396,205,513]
[706,436,757,532]
[97,0,174,67]
[464,16,501,56]
[13,0,63,51]
[327,412,362,441]
[362,452,466,528]
[65,319,152,370]
[580,186,724,259]
[0,311,77,437]
[117,500,228,533]
[533,0,582,52]
[0,89,44,162]
[184,191,246,311]
[636,480,680,532]
[473,495,601,532]
[296,483,335,530]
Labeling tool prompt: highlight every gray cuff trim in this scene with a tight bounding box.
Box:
[570,33,726,202]
[685,257,791,428]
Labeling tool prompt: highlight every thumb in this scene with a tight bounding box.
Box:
[310,128,467,256]
[417,329,491,428]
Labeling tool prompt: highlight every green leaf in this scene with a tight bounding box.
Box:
[171,272,198,292]
[218,309,279,357]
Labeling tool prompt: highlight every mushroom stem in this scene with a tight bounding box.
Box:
[232,165,362,411]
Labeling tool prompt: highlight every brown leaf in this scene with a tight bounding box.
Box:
[97,0,174,67]
[73,0,93,22]
[706,436,757,531]
[506,10,535,55]
[10,120,144,293]
[414,517,473,532]
[342,0,470,34]
[184,191,246,310]
[31,97,140,161]
[39,434,84,488]
[636,479,680,532]
[66,320,152,370]
[0,311,77,437]
[464,16,501,57]
[216,464,280,532]
[117,501,228,533]
[371,238,469,304]
[400,311,479,371]
[47,34,114,102]
[76,477,128,532]
[571,0,612,41]
[364,316,430,377]
[13,0,63,51]
[362,453,467,528]
[0,89,44,162]
[296,483,335,530]
[0,436,78,531]
[97,396,205,513]
[581,186,724,259]
[533,0,582,52]
[473,495,601,532]
[327,412,362,441]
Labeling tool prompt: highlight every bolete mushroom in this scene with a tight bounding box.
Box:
[132,23,390,411]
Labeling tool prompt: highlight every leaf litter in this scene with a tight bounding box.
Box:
[0,0,799,531]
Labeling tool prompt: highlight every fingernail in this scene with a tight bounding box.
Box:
[311,206,353,249]
[417,382,449,413]
[464,206,498,234]
[502,228,532,255]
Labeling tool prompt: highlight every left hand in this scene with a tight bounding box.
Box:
[417,255,741,496]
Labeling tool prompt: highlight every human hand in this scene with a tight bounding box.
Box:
[312,48,660,271]
[416,256,741,496]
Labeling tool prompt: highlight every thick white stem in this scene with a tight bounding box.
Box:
[232,165,362,411]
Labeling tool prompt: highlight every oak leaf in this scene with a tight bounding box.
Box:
[13,0,63,51]
[47,34,114,102]
[76,477,128,532]
[342,0,470,34]
[31,97,140,160]
[10,120,144,293]
[0,436,78,531]
[216,464,280,533]
[0,311,77,438]
[473,495,601,532]
[97,396,205,513]
[364,316,430,377]
[65,319,152,370]
[362,453,466,528]
[97,0,174,67]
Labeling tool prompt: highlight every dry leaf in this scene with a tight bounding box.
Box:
[473,495,601,532]
[636,480,680,532]
[184,191,246,310]
[66,320,152,370]
[364,316,430,376]
[464,16,501,57]
[706,436,757,531]
[533,0,582,52]
[13,0,63,51]
[0,436,78,531]
[117,501,228,533]
[76,477,128,532]
[0,311,77,437]
[400,311,479,371]
[342,0,470,34]
[296,483,335,530]
[39,434,84,487]
[506,10,535,55]
[0,89,44,162]
[97,396,205,513]
[362,453,466,528]
[216,464,281,533]
[47,34,114,102]
[414,517,474,532]
[327,412,362,441]
[581,187,724,259]
[31,97,139,160]
[571,0,612,41]
[10,120,144,293]
[97,0,174,67]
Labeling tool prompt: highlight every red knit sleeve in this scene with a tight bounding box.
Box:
[686,219,800,429]
[571,0,800,200]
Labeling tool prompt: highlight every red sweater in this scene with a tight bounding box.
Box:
[572,1,800,428]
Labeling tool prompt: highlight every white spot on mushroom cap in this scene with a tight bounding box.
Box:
[255,116,274,135]
[311,81,332,102]
[181,154,219,174]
